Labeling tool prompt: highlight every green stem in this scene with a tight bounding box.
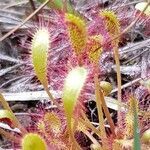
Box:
[44,86,61,110]
[0,93,27,134]
[84,130,101,148]
[80,112,101,138]
[113,46,122,126]
[132,97,141,150]
[67,117,82,150]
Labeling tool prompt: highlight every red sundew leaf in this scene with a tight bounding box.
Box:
[65,13,87,56]
[0,110,15,128]
[87,17,112,51]
[0,118,13,128]
[86,35,103,63]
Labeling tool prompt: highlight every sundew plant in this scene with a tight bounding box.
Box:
[0,0,150,150]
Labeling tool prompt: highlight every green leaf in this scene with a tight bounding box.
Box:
[22,133,47,150]
[141,129,150,144]
[31,28,50,87]
[0,110,15,126]
[62,67,87,123]
[132,98,141,150]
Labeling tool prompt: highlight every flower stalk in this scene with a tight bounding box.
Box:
[94,66,108,149]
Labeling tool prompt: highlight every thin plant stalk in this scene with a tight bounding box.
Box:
[115,2,150,121]
[72,117,101,147]
[63,0,67,12]
[92,2,150,126]
[72,118,101,149]
[0,93,27,134]
[62,99,82,150]
[106,1,150,124]
[0,0,50,42]
[84,130,102,148]
[113,46,122,124]
[44,87,61,110]
[99,88,116,137]
[94,65,108,149]
[29,0,38,21]
[122,1,150,34]
[67,120,82,150]
[79,116,101,138]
